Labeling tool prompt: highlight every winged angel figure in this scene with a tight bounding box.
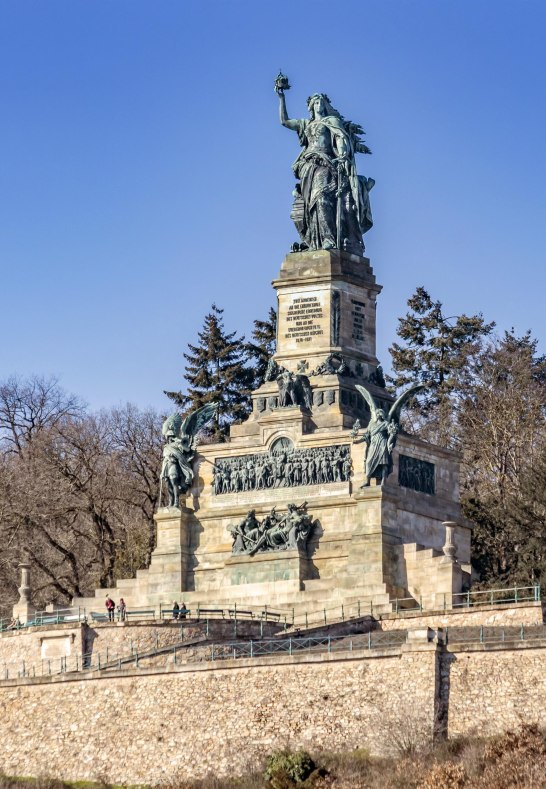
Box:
[351,384,424,487]
[161,403,218,507]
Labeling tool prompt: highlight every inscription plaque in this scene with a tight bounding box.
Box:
[351,298,365,342]
[285,296,325,344]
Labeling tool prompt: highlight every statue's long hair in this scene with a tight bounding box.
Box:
[307,93,371,154]
[307,93,342,120]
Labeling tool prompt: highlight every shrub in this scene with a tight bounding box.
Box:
[264,751,315,786]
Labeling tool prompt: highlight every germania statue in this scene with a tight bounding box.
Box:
[274,71,374,255]
[160,403,218,507]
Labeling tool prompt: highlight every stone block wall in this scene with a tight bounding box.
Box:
[1,632,546,784]
[444,644,546,738]
[0,645,439,785]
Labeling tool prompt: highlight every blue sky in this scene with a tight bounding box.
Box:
[1,1,545,411]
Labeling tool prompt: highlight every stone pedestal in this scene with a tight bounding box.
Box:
[145,506,194,595]
[273,249,382,376]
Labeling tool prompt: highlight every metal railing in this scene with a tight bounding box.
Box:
[0,584,540,636]
[0,607,87,632]
[208,631,407,662]
[5,621,546,680]
[444,623,546,647]
[389,585,541,615]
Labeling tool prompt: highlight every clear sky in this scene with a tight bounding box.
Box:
[1,0,545,412]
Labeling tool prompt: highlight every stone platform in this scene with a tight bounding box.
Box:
[74,250,471,618]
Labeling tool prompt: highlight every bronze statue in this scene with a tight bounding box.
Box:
[275,72,374,255]
[160,404,218,507]
[352,384,424,487]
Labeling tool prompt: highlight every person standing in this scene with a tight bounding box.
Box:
[118,598,127,622]
[105,596,116,622]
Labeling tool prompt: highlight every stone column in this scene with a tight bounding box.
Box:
[12,562,36,624]
[435,521,464,609]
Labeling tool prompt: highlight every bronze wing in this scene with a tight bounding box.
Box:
[387,384,426,425]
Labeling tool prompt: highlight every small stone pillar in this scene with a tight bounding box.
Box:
[435,522,464,609]
[12,562,36,624]
[440,521,458,564]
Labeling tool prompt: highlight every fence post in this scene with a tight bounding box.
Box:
[520,623,525,641]
[173,647,177,666]
[264,605,268,621]
[328,636,331,653]
[324,609,327,626]
[250,640,254,658]
[443,594,447,612]
[515,586,519,604]
[260,619,263,638]
[305,612,308,630]
[480,625,484,644]
[357,600,361,618]
[292,608,295,625]
[289,638,293,656]
[211,644,215,661]
[98,655,101,670]
[419,595,423,611]
[134,651,139,667]
[342,604,345,622]
[368,631,372,650]
[350,639,353,652]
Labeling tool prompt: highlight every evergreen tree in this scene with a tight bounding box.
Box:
[246,307,277,388]
[460,331,546,584]
[164,304,253,442]
[388,286,495,445]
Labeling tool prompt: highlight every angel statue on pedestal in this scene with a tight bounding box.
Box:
[160,403,218,508]
[351,384,424,487]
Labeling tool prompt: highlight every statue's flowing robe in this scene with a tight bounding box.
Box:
[292,116,373,251]
[161,440,193,486]
[364,419,392,480]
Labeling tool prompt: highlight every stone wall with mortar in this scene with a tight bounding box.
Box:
[1,634,546,784]
[443,642,546,738]
[379,602,544,631]
[0,644,439,785]
[0,623,84,672]
[0,620,283,675]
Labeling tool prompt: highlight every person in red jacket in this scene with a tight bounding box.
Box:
[105,596,116,622]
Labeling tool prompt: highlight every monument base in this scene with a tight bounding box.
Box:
[73,251,472,619]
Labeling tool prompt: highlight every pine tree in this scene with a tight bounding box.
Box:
[388,286,495,446]
[246,307,277,388]
[164,304,253,442]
